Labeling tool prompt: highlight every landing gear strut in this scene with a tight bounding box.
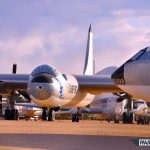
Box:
[41,108,55,121]
[72,114,80,122]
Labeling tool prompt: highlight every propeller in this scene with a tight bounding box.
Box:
[12,64,17,74]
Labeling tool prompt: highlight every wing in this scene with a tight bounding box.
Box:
[74,75,123,94]
[0,74,122,95]
[14,102,40,108]
[0,74,29,94]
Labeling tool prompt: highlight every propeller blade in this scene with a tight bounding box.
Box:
[12,64,17,74]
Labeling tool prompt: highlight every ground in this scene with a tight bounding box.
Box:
[0,120,149,150]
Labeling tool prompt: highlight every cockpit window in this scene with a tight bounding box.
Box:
[31,65,59,76]
[31,74,53,83]
[138,51,150,61]
[129,48,146,61]
[62,74,67,80]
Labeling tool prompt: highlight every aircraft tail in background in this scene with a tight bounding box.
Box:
[83,24,94,75]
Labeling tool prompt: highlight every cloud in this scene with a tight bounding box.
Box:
[0,1,150,74]
[94,18,150,71]
[0,25,85,74]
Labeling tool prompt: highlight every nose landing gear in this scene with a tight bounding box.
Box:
[41,107,55,121]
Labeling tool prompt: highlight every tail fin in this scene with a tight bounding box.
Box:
[83,24,94,75]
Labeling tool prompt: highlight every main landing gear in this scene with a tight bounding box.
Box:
[71,108,81,122]
[4,95,19,120]
[122,112,134,124]
[5,107,19,120]
[42,107,55,121]
[72,114,80,122]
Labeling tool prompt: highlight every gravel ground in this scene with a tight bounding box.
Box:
[0,120,150,137]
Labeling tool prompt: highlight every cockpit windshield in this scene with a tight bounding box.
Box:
[129,48,147,61]
[138,50,150,60]
[31,65,59,76]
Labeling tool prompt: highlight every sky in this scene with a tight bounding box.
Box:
[0,0,150,74]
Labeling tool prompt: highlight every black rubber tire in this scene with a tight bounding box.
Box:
[14,109,19,120]
[48,110,53,121]
[114,120,119,124]
[25,116,29,121]
[42,109,47,120]
[72,115,75,122]
[141,119,144,125]
[123,113,127,124]
[11,109,19,120]
[76,115,79,122]
[75,114,80,122]
[129,113,134,124]
[5,108,11,120]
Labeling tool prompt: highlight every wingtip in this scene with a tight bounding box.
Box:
[89,24,92,32]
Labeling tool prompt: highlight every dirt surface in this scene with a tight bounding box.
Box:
[0,120,150,137]
[0,120,149,150]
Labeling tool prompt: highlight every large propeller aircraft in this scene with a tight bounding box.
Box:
[0,25,149,121]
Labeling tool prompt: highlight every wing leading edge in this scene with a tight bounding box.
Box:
[0,74,122,95]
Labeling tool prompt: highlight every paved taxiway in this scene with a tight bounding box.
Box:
[0,120,149,150]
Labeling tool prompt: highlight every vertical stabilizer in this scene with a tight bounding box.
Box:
[83,24,93,75]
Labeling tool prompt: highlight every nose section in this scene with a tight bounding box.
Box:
[29,83,52,100]
[28,74,53,100]
[31,74,53,83]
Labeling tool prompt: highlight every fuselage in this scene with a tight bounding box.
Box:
[28,65,95,108]
[90,93,125,116]
[112,47,150,101]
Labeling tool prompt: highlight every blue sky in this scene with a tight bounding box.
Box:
[0,0,150,74]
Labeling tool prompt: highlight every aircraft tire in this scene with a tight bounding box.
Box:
[146,118,149,125]
[42,109,47,120]
[12,109,19,120]
[114,120,119,124]
[25,116,29,121]
[75,114,80,122]
[129,113,134,124]
[137,116,142,125]
[141,118,144,125]
[48,110,54,121]
[72,114,75,122]
[137,119,140,124]
[123,113,127,124]
[48,113,52,121]
[5,108,11,120]
[76,115,79,122]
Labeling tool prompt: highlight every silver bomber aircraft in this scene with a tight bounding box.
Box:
[0,25,122,120]
[1,25,150,121]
